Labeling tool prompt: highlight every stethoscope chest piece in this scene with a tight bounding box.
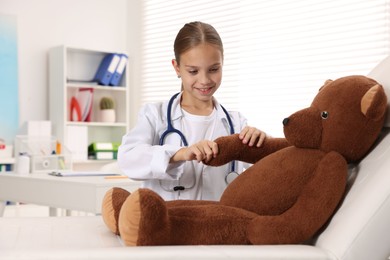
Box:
[225,171,239,184]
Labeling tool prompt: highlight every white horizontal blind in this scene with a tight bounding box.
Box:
[140,0,390,137]
[140,0,241,105]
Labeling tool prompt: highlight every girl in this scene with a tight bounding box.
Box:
[118,21,266,201]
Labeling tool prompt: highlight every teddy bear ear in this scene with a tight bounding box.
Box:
[361,84,388,120]
[318,79,333,91]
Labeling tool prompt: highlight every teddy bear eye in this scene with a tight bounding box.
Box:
[321,111,329,119]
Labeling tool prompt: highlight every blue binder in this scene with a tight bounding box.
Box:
[109,53,128,86]
[94,53,121,85]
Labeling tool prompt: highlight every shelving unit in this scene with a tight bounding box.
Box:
[49,46,129,166]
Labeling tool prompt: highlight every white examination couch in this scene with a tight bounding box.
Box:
[1,58,390,260]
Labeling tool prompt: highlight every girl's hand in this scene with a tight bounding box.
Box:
[170,140,218,163]
[239,126,266,147]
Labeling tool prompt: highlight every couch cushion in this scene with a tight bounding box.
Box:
[315,128,390,260]
[368,56,390,127]
[0,216,334,260]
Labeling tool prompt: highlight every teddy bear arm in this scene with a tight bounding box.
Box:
[248,152,348,245]
[242,137,290,164]
[206,134,289,166]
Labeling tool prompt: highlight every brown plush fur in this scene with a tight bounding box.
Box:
[102,75,387,246]
[101,187,130,235]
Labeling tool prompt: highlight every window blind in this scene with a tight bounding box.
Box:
[140,0,390,137]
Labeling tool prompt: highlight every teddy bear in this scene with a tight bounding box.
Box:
[101,75,387,246]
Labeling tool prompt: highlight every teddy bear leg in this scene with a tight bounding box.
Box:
[101,187,131,235]
[118,188,170,246]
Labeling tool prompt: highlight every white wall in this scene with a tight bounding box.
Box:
[126,0,142,127]
[0,0,128,129]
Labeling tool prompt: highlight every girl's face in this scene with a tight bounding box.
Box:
[173,43,223,102]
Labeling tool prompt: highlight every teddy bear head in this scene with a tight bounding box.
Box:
[283,75,387,162]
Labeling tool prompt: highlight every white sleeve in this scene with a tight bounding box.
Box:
[117,104,184,181]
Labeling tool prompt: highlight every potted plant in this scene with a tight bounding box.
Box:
[99,97,116,123]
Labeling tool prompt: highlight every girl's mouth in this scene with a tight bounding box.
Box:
[195,87,213,95]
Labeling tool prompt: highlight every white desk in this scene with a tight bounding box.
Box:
[0,172,141,216]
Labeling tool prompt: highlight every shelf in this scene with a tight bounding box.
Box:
[67,83,127,91]
[66,121,127,127]
[74,159,116,164]
[49,45,130,165]
[0,158,15,164]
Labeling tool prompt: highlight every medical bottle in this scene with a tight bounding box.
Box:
[16,152,30,175]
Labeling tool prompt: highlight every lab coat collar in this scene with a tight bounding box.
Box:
[169,92,231,126]
[213,98,231,125]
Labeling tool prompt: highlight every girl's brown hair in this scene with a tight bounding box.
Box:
[173,21,224,65]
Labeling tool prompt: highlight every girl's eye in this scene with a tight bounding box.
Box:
[210,67,220,73]
[188,70,198,75]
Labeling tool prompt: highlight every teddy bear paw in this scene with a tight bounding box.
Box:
[118,188,170,246]
[101,187,131,235]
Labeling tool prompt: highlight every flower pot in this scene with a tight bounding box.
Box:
[99,109,116,123]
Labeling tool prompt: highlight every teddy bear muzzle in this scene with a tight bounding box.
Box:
[283,107,323,149]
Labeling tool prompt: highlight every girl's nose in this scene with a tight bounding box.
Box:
[199,73,211,85]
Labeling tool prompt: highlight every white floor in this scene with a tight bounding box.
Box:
[3,203,94,217]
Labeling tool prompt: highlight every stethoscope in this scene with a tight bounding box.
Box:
[159,92,238,192]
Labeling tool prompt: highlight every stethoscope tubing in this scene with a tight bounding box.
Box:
[159,93,188,146]
[159,92,237,190]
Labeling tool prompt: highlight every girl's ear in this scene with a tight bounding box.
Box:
[172,59,180,76]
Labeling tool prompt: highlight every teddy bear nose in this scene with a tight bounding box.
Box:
[283,118,289,126]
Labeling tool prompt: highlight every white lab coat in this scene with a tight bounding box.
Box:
[118,92,249,201]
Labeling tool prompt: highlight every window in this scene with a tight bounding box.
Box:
[140,0,390,137]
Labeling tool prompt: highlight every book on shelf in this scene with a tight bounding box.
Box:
[67,52,127,87]
[88,142,120,160]
[94,53,121,86]
[69,88,94,122]
[88,142,120,151]
[78,88,94,122]
[109,53,128,86]
[89,151,117,160]
[70,97,82,121]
